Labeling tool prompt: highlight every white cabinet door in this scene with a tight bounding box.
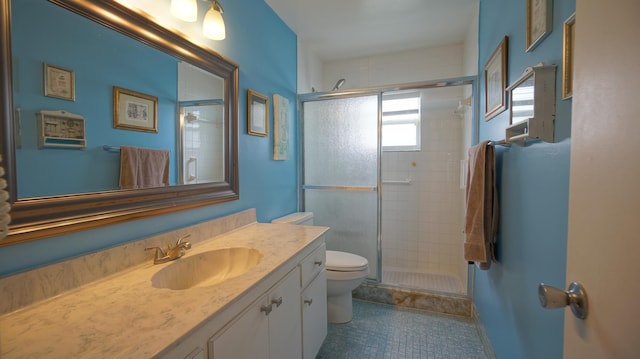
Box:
[302,270,327,359]
[210,295,270,359]
[268,267,302,359]
[211,268,303,359]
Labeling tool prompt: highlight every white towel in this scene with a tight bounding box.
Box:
[119,146,170,189]
[464,140,498,270]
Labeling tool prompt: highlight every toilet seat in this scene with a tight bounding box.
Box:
[326,250,368,272]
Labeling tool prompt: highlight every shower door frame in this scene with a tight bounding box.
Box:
[177,99,225,185]
[297,76,477,289]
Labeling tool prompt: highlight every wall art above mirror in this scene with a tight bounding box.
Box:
[0,0,240,245]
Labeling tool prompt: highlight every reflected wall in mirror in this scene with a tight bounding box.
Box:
[0,0,239,245]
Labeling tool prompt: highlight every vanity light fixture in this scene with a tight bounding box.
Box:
[170,0,226,40]
[170,0,198,22]
[202,0,226,40]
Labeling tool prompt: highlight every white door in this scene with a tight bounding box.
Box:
[564,0,640,358]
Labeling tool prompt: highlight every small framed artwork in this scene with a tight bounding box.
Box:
[562,13,576,100]
[273,94,290,160]
[484,36,508,121]
[113,86,158,133]
[247,89,268,136]
[43,63,75,101]
[526,0,553,52]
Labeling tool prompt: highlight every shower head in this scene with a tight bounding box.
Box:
[332,78,346,91]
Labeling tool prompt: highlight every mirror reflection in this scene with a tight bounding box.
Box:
[13,0,225,198]
[177,62,225,184]
[510,75,534,125]
[1,0,239,244]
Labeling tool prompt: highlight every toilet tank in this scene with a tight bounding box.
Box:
[271,212,314,225]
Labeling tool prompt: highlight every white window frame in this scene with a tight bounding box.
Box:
[382,92,421,152]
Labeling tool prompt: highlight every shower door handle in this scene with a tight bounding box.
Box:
[187,157,197,181]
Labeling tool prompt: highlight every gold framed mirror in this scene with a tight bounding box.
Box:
[0,0,239,245]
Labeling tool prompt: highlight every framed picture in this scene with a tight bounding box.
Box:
[484,36,508,120]
[113,86,158,133]
[43,63,75,101]
[273,94,290,160]
[526,0,553,52]
[247,89,268,136]
[562,13,576,100]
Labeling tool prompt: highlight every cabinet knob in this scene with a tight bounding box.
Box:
[303,298,313,306]
[271,297,283,307]
[260,304,273,315]
[314,260,323,266]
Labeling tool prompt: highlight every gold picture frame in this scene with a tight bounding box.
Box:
[43,63,75,101]
[484,36,508,121]
[113,86,158,133]
[247,89,268,136]
[562,13,576,100]
[526,0,553,52]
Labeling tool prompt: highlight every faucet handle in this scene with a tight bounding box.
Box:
[176,233,191,245]
[176,234,192,246]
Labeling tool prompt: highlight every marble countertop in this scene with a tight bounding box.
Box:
[0,223,328,358]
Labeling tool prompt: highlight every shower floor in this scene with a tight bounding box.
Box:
[382,269,464,294]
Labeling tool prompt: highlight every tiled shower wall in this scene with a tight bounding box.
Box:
[381,90,467,289]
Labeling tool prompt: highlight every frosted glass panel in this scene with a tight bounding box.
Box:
[303,96,378,186]
[305,190,378,279]
[302,95,379,280]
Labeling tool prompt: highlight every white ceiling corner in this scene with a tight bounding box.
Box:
[264,0,479,62]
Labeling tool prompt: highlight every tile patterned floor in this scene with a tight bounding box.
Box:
[382,270,464,294]
[316,300,488,359]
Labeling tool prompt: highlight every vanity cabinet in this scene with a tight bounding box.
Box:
[154,235,327,359]
[210,267,301,359]
[0,218,330,359]
[299,243,328,359]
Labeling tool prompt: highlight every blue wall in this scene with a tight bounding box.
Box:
[476,0,575,358]
[0,0,298,275]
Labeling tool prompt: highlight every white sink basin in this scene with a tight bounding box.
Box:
[151,247,263,290]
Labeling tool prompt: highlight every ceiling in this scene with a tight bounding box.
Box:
[264,0,479,62]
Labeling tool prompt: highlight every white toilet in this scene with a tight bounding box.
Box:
[272,212,369,323]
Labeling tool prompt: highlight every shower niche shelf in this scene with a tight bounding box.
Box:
[505,64,556,146]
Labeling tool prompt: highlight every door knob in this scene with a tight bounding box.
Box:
[538,282,588,319]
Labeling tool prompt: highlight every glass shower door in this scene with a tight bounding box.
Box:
[302,95,380,280]
[179,101,224,184]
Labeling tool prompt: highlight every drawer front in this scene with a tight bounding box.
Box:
[300,242,325,288]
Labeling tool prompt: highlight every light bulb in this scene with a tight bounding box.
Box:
[170,0,198,22]
[202,3,226,40]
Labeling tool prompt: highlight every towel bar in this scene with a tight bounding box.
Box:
[103,145,120,153]
[489,139,511,147]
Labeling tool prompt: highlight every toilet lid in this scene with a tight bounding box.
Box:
[326,250,368,271]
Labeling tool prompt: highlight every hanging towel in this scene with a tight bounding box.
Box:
[119,146,170,189]
[464,140,498,270]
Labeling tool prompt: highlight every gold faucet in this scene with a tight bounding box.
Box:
[145,234,192,264]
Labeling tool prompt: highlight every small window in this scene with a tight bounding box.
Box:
[382,93,421,151]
